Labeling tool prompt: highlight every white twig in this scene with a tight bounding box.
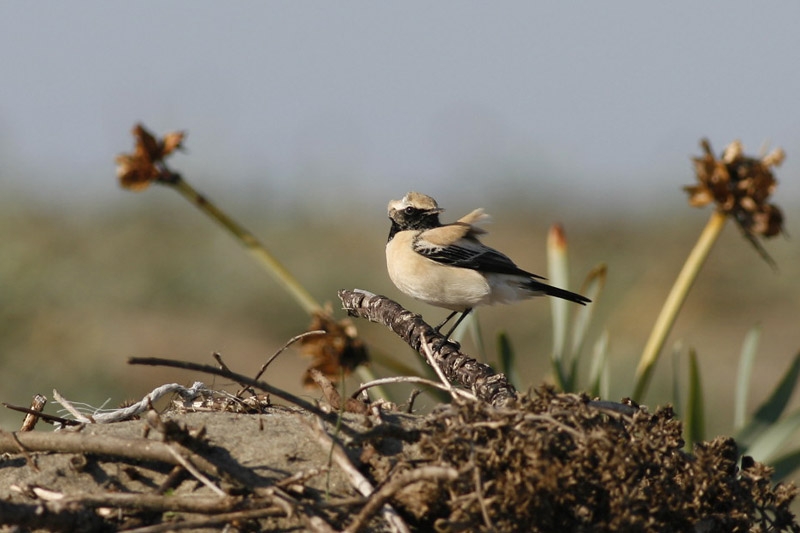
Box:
[53,389,92,423]
[165,445,226,497]
[53,382,211,425]
[352,376,475,401]
[419,334,477,401]
[345,466,459,533]
[311,418,410,533]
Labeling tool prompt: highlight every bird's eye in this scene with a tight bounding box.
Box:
[404,206,415,215]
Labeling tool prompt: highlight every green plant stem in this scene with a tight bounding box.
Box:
[167,175,321,316]
[167,176,390,400]
[632,210,727,402]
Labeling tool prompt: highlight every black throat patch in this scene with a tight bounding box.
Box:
[387,209,440,242]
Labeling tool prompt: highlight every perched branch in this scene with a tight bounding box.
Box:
[338,289,517,407]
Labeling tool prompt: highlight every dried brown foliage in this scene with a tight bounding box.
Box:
[685,138,785,265]
[299,310,370,388]
[391,387,799,532]
[115,123,185,190]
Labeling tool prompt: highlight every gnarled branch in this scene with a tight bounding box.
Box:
[338,289,517,407]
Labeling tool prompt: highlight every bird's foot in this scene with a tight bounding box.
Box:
[430,334,459,354]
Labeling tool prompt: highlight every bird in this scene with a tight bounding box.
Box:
[385,192,591,338]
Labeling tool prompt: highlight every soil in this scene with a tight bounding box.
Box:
[1,388,798,532]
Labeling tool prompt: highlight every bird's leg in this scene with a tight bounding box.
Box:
[430,309,471,353]
[433,310,460,333]
[442,308,473,340]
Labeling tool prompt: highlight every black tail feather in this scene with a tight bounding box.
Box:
[529,280,591,305]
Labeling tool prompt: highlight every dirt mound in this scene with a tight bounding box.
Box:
[1,387,797,532]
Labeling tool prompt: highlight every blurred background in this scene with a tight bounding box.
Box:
[1,0,798,465]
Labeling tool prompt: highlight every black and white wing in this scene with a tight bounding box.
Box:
[413,224,545,279]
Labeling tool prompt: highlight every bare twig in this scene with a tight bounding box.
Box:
[345,466,459,533]
[119,506,292,533]
[406,389,422,414]
[338,289,516,406]
[20,394,47,431]
[3,403,81,427]
[254,330,326,383]
[53,389,93,423]
[274,467,328,489]
[472,454,493,530]
[165,445,226,497]
[62,492,247,513]
[308,368,368,414]
[128,356,360,437]
[3,431,39,472]
[310,417,410,533]
[421,333,478,402]
[0,431,221,481]
[212,352,232,373]
[352,375,475,401]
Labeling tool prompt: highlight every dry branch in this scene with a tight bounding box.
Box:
[19,394,47,431]
[0,431,226,487]
[0,499,106,532]
[345,466,458,533]
[310,417,411,533]
[127,356,362,438]
[338,289,516,406]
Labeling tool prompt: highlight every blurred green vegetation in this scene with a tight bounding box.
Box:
[1,188,798,453]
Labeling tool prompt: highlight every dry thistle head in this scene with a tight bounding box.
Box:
[300,309,369,388]
[115,123,185,190]
[685,138,786,265]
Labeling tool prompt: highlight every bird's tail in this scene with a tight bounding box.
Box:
[528,279,591,305]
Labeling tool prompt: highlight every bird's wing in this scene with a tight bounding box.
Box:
[414,225,545,279]
[456,208,491,234]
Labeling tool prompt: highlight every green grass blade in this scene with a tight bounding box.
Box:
[734,325,761,431]
[671,341,684,418]
[496,331,518,388]
[569,263,607,361]
[463,311,486,362]
[744,409,800,465]
[548,224,570,371]
[768,447,800,482]
[736,351,800,450]
[685,348,705,448]
[588,330,609,398]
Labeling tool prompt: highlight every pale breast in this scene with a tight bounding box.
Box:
[386,232,491,311]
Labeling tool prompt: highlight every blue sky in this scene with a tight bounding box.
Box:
[1,2,799,212]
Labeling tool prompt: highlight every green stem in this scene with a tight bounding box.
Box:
[167,175,321,316]
[632,210,727,402]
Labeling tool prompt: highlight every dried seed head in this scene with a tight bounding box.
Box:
[115,123,185,191]
[684,138,786,266]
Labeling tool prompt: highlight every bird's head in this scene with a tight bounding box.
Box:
[387,192,444,231]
